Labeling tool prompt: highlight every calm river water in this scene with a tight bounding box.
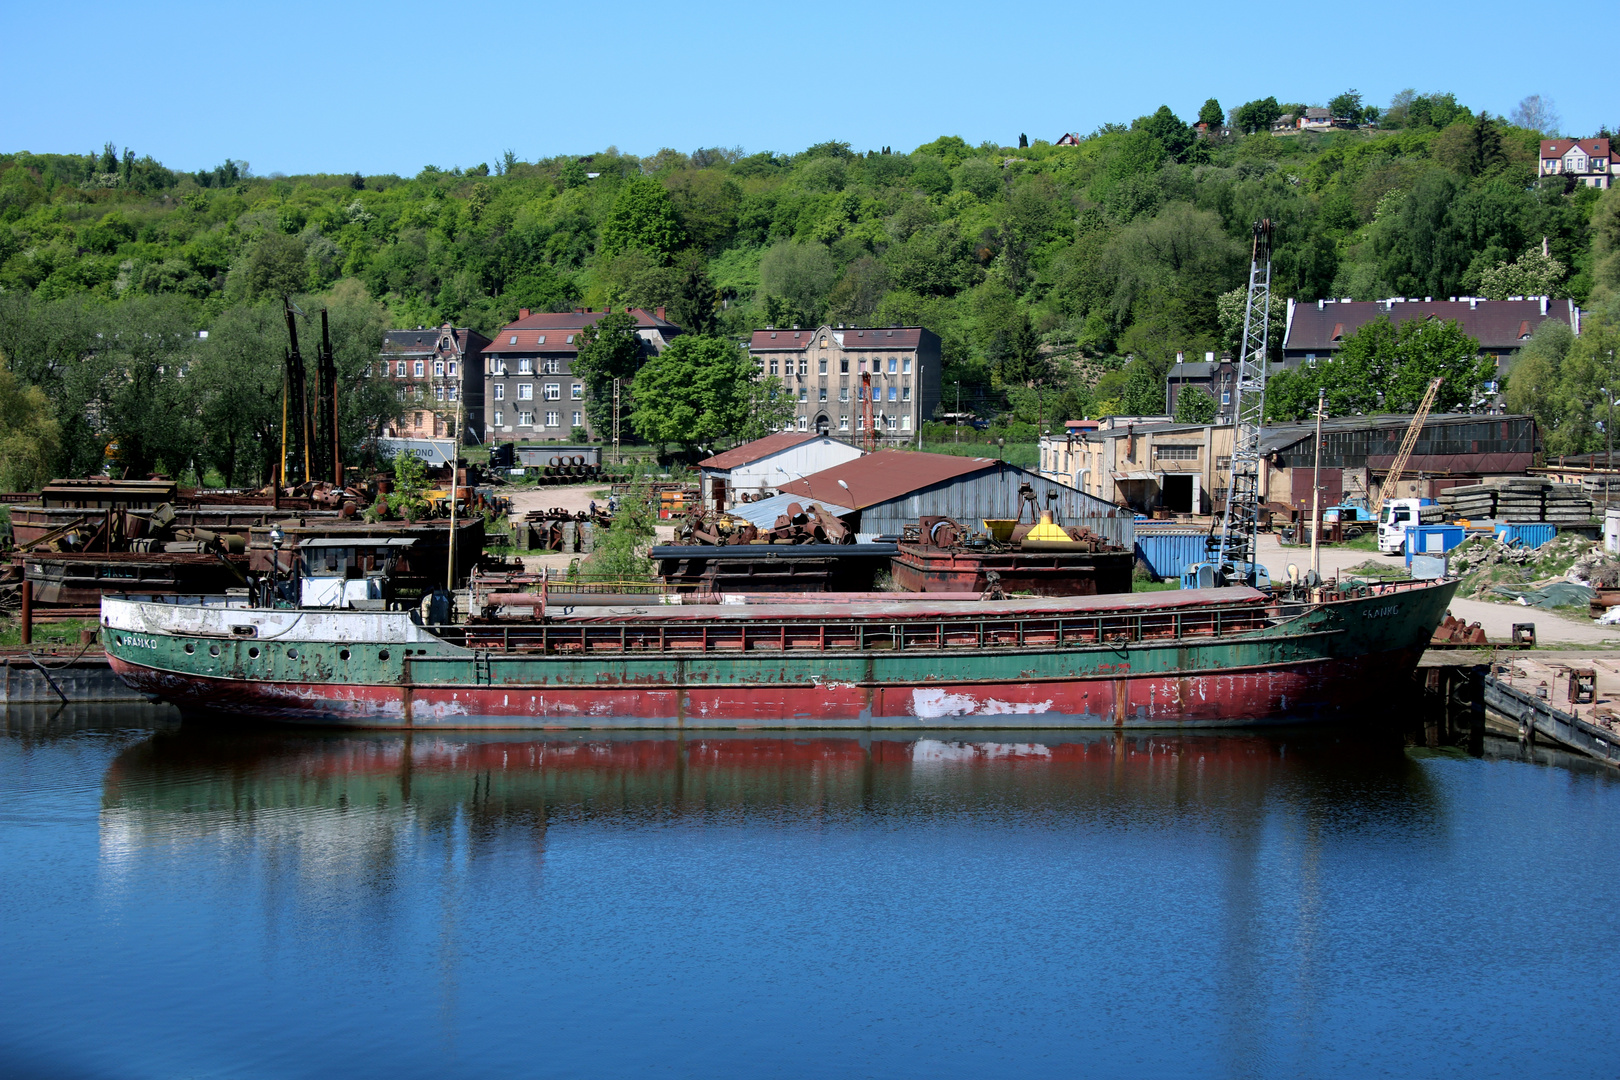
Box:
[2,705,1618,1079]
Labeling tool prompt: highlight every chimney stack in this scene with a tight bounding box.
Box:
[519,308,531,319]
[656,306,666,321]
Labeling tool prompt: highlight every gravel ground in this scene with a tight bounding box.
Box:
[500,482,675,575]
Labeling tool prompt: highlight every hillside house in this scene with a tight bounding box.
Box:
[746,324,942,445]
[1540,138,1615,189]
[379,325,490,443]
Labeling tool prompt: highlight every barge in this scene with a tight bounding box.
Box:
[101,576,1458,730]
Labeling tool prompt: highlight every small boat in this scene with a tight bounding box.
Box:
[100,570,1457,729]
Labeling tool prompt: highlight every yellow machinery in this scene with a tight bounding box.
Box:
[1371,376,1444,519]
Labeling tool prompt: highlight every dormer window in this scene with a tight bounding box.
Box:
[566,334,575,344]
[537,335,546,344]
[509,335,517,345]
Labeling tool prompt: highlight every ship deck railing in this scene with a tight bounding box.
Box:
[430,602,1288,656]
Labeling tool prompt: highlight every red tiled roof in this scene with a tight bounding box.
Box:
[748,326,927,351]
[484,308,680,355]
[1541,138,1610,158]
[775,450,997,509]
[697,431,821,471]
[1284,299,1575,353]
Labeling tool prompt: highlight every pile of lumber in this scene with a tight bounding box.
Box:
[1437,480,1593,524]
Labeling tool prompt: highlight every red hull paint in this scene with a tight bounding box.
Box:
[109,647,1422,729]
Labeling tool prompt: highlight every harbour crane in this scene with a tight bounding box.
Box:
[1209,219,1274,586]
[1370,376,1444,519]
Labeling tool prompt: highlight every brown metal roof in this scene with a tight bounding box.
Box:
[1284,299,1575,353]
[747,326,928,351]
[775,450,998,509]
[484,308,681,355]
[1542,137,1610,158]
[698,431,822,471]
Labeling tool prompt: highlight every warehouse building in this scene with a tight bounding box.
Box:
[697,431,866,510]
[776,449,1134,548]
[1041,413,1540,517]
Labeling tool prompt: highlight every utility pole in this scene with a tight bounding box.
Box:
[445,392,463,599]
[1310,388,1325,581]
[955,381,960,444]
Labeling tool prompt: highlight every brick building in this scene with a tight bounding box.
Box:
[378,325,490,442]
[480,307,682,443]
[744,324,942,445]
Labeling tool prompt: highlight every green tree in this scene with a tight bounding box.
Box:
[1328,89,1364,123]
[572,312,645,435]
[1477,247,1566,299]
[1265,316,1496,420]
[1118,361,1166,415]
[240,232,309,299]
[629,335,755,453]
[580,481,655,582]
[0,367,60,490]
[1231,97,1282,134]
[598,177,684,261]
[1173,385,1217,424]
[758,240,838,325]
[1197,98,1224,128]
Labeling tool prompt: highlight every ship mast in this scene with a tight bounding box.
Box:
[1212,219,1273,586]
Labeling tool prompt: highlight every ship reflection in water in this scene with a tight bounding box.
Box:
[3,712,1618,1078]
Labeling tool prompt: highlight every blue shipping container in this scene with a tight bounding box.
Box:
[1493,523,1557,549]
[1405,524,1466,567]
[1134,532,1208,581]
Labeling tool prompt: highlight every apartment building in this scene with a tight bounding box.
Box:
[378,325,490,442]
[481,307,682,442]
[745,324,942,445]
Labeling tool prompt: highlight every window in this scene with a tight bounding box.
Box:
[888,386,897,402]
[395,361,406,377]
[434,360,445,377]
[491,359,506,375]
[888,357,897,374]
[819,359,827,375]
[413,412,423,426]
[856,415,865,430]
[447,361,456,377]
[820,337,827,348]
[565,334,575,344]
[818,388,827,401]
[545,411,559,428]
[1216,456,1232,471]
[508,335,517,345]
[839,415,849,431]
[434,386,446,401]
[1306,353,1317,366]
[886,415,897,430]
[840,359,849,373]
[536,335,545,345]
[519,358,533,374]
[572,411,582,427]
[871,387,881,402]
[839,387,849,402]
[1154,445,1200,461]
[902,358,912,374]
[542,358,559,374]
[769,359,780,376]
[858,358,867,372]
[544,383,560,400]
[902,386,911,401]
[798,359,808,376]
[493,384,505,401]
[797,415,808,430]
[517,383,533,400]
[414,361,424,377]
[494,410,503,426]
[798,387,808,401]
[571,383,583,399]
[448,386,457,402]
[518,410,535,426]
[901,416,911,431]
[1221,391,1231,405]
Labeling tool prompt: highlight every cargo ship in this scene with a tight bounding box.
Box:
[100,574,1457,729]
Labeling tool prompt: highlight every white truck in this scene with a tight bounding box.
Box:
[1377,498,1443,555]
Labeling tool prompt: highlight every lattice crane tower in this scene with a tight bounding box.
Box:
[1213,219,1274,585]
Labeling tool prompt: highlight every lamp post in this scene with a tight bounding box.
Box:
[1604,378,1614,514]
[955,381,960,444]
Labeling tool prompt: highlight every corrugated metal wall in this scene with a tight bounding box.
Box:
[860,464,1135,549]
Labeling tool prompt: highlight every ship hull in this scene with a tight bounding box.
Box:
[101,581,1457,730]
[107,647,1423,729]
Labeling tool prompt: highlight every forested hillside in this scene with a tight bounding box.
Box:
[2,89,1619,486]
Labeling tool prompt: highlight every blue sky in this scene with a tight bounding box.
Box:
[8,0,1617,177]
